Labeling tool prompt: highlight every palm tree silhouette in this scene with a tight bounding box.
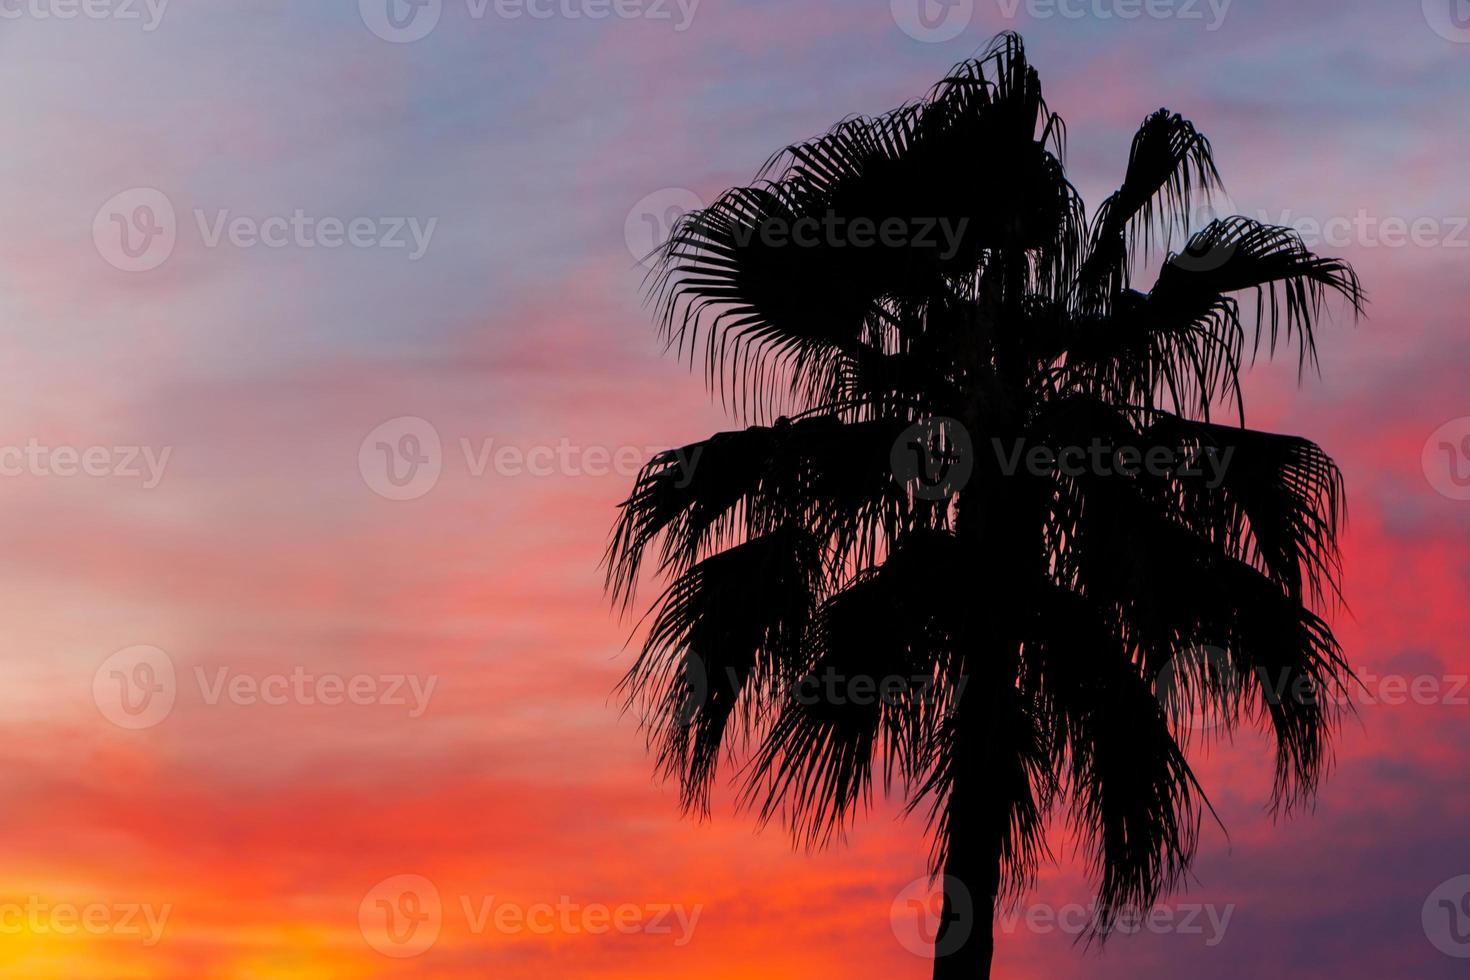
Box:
[607,33,1361,978]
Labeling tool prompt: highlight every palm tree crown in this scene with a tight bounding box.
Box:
[607,33,1361,978]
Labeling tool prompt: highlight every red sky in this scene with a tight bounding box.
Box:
[1,1,1468,977]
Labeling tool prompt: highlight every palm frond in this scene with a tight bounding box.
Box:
[620,525,823,814]
[1065,218,1362,419]
[740,529,969,849]
[1078,109,1222,309]
[604,414,912,609]
[1052,465,1352,808]
[646,32,1085,419]
[1026,585,1205,931]
[1143,414,1347,605]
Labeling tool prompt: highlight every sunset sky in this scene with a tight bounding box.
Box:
[1,1,1468,976]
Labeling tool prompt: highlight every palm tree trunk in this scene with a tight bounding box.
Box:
[933,432,1027,979]
[931,774,1002,980]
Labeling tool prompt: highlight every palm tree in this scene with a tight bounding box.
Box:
[606,33,1361,978]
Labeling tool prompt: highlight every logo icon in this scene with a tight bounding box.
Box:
[890,874,972,957]
[891,0,973,42]
[1423,417,1470,501]
[891,418,973,500]
[1425,0,1470,42]
[93,645,177,730]
[624,188,704,269]
[360,874,442,957]
[360,0,442,42]
[1155,644,1239,736]
[633,650,708,731]
[1424,875,1470,957]
[1165,189,1242,275]
[359,417,442,501]
[93,188,176,272]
